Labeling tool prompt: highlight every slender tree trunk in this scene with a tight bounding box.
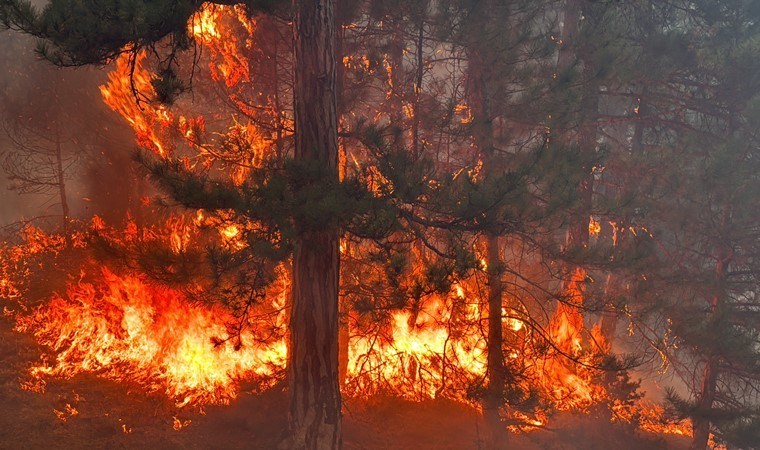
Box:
[599,93,647,344]
[468,29,507,445]
[288,0,342,448]
[411,16,424,159]
[557,0,595,254]
[387,16,405,145]
[272,26,284,161]
[691,210,731,450]
[484,234,506,445]
[551,0,598,353]
[691,356,718,450]
[54,131,70,240]
[335,0,349,388]
[564,9,598,255]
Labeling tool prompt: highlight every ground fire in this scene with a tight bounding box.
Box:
[1,1,758,449]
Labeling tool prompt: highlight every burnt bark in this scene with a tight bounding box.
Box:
[287,0,342,448]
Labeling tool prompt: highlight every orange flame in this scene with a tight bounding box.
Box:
[17,268,287,407]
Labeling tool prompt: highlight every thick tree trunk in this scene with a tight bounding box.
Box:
[288,0,342,448]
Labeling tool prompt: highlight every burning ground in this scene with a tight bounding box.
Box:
[0,314,687,449]
[0,221,692,448]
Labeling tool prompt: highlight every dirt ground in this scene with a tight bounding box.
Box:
[0,317,689,450]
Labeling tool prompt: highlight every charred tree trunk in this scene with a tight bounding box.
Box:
[287,0,342,448]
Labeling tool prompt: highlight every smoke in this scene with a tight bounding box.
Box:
[0,29,140,234]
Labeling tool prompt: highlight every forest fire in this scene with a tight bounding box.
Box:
[1,0,758,449]
[2,217,670,430]
[18,268,287,407]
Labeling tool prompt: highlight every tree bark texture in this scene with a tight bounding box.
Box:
[288,0,342,448]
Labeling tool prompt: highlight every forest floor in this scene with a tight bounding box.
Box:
[0,316,690,450]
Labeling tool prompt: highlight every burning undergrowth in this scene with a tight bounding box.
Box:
[17,268,286,407]
[0,217,692,441]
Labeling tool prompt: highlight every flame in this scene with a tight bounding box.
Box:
[16,268,287,407]
[613,400,693,437]
[345,285,487,400]
[537,267,602,409]
[168,217,192,254]
[100,53,170,158]
[188,4,252,88]
[589,217,601,236]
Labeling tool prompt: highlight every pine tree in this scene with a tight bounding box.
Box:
[1,1,347,448]
[606,2,760,447]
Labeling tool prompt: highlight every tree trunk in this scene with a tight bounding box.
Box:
[599,93,647,345]
[563,1,597,255]
[411,16,424,159]
[288,0,342,448]
[484,234,506,445]
[272,24,284,161]
[691,210,731,450]
[387,16,405,146]
[54,131,70,240]
[552,0,598,353]
[335,0,349,388]
[467,26,507,444]
[691,356,717,450]
[557,0,595,254]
